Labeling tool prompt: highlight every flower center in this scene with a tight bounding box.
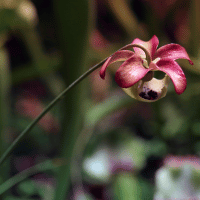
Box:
[137,80,160,101]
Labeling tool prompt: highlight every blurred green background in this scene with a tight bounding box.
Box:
[0,0,200,199]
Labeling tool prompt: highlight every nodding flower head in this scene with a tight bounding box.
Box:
[100,35,193,102]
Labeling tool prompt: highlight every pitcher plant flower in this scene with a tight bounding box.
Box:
[100,35,193,102]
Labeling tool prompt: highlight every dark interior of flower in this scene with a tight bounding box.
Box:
[139,90,158,100]
[142,71,154,82]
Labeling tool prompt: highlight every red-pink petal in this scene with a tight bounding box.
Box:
[155,59,187,94]
[131,35,159,59]
[100,50,134,79]
[155,44,193,64]
[115,55,150,88]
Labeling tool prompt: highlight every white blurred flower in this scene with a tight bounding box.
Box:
[154,155,200,199]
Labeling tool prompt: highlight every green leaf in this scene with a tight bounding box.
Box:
[161,101,189,138]
[17,180,36,196]
[124,139,147,170]
[113,173,142,200]
[85,95,133,126]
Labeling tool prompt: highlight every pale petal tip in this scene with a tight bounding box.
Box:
[152,35,159,43]
[174,78,187,95]
[176,84,187,95]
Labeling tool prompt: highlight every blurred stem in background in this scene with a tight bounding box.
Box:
[190,0,200,57]
[107,0,141,39]
[0,48,11,198]
[53,0,91,199]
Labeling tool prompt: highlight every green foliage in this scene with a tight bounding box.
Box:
[113,173,144,200]
[0,0,200,199]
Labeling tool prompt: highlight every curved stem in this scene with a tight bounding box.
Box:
[0,58,107,167]
[0,159,64,195]
[0,42,150,167]
[122,44,152,65]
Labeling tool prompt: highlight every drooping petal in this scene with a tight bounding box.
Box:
[155,59,187,94]
[122,76,170,102]
[155,44,193,64]
[131,35,159,59]
[115,55,150,88]
[100,50,134,79]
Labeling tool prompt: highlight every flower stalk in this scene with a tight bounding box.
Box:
[0,40,151,167]
[0,58,107,167]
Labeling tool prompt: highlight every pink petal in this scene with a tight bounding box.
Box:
[155,59,187,94]
[100,50,134,79]
[131,35,159,59]
[155,44,193,64]
[115,55,150,88]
